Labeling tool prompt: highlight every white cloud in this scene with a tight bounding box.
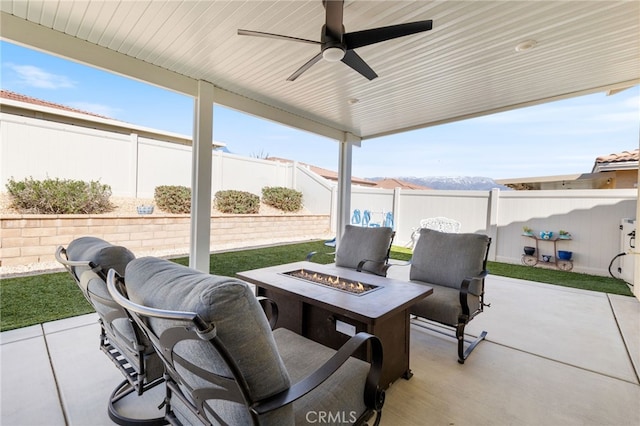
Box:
[7,64,76,89]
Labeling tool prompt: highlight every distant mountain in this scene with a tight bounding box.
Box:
[368,176,510,191]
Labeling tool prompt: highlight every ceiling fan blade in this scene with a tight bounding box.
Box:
[287,52,323,81]
[343,20,433,49]
[324,0,345,40]
[341,50,378,80]
[238,29,320,45]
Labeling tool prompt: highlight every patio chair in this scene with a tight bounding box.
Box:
[55,237,165,425]
[410,216,461,249]
[405,228,491,364]
[307,225,395,276]
[106,257,385,425]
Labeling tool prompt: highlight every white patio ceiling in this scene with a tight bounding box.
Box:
[1,0,638,141]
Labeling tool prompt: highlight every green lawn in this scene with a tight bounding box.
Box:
[0,240,632,332]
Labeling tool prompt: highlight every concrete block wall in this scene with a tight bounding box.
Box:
[0,214,331,267]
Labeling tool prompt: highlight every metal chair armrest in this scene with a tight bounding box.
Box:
[459,270,489,315]
[252,332,384,414]
[55,245,92,269]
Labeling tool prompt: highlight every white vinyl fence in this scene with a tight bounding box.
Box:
[351,187,636,277]
[0,112,296,198]
[1,109,636,277]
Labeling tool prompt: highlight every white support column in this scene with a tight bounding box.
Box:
[336,133,361,247]
[189,81,215,272]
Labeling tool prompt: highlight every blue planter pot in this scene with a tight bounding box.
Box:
[557,250,572,260]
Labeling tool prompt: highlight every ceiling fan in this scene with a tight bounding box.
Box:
[238,0,433,81]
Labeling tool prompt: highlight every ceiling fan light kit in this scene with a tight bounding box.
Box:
[322,46,346,62]
[238,0,433,81]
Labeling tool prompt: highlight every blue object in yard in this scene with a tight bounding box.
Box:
[363,210,371,227]
[351,209,361,225]
[324,237,336,247]
[557,250,572,260]
[384,212,394,228]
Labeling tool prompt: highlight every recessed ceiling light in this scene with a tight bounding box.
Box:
[515,39,538,52]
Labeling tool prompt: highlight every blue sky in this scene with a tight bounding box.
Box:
[2,40,638,180]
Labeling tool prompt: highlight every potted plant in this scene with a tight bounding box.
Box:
[522,226,534,236]
[523,246,536,256]
[558,230,572,239]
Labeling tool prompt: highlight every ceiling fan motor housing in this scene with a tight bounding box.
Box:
[321,24,346,62]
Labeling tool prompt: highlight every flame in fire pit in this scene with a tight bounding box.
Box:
[283,269,378,295]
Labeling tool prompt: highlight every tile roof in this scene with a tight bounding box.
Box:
[0,90,110,119]
[373,178,431,190]
[595,149,639,164]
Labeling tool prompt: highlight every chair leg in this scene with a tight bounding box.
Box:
[456,322,487,364]
[108,379,168,426]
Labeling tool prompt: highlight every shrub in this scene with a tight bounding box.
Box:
[5,177,114,214]
[154,185,191,214]
[261,187,303,212]
[214,190,260,214]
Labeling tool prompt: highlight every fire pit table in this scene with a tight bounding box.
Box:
[237,261,432,389]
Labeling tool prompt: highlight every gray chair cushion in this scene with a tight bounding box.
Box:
[410,228,489,291]
[410,284,480,325]
[273,328,369,425]
[335,225,393,275]
[124,257,293,426]
[66,236,135,279]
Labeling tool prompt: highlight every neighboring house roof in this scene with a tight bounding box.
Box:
[496,148,637,190]
[267,157,377,187]
[373,178,431,190]
[592,149,639,172]
[0,90,110,119]
[495,172,615,190]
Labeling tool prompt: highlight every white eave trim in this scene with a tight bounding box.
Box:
[593,162,639,173]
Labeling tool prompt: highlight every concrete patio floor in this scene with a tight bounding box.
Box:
[1,275,638,425]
